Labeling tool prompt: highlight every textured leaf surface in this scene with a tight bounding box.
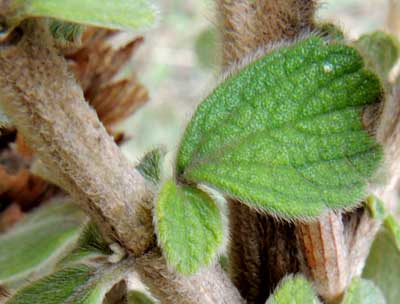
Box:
[266,275,320,304]
[6,260,132,304]
[363,230,400,304]
[355,31,399,85]
[20,0,157,30]
[342,278,386,304]
[177,37,382,218]
[155,180,223,274]
[0,200,86,285]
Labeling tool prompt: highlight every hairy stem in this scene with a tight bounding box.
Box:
[135,249,243,304]
[0,20,154,256]
[217,0,317,66]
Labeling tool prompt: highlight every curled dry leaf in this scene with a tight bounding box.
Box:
[66,28,149,130]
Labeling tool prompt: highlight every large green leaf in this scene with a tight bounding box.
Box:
[6,260,133,304]
[341,278,386,304]
[266,275,320,304]
[11,0,157,31]
[155,179,223,274]
[363,230,400,304]
[0,199,86,286]
[177,36,382,219]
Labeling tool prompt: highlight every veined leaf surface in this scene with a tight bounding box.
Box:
[177,37,383,218]
[155,180,223,274]
[341,278,386,304]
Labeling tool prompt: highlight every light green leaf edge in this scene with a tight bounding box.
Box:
[341,277,386,304]
[0,199,86,286]
[13,0,157,31]
[266,275,321,304]
[383,214,400,251]
[155,179,223,274]
[6,258,134,304]
[177,36,383,219]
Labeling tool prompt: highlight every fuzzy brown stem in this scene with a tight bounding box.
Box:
[0,20,154,255]
[0,20,244,304]
[217,0,317,66]
[135,249,244,304]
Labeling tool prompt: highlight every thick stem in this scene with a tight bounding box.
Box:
[0,20,244,303]
[0,20,154,256]
[135,249,244,304]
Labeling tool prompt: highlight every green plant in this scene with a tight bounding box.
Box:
[0,0,400,304]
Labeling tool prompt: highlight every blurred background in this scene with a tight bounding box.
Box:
[117,0,400,161]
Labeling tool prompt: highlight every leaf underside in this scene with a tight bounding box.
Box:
[0,200,85,285]
[266,275,320,304]
[341,278,386,304]
[363,230,400,304]
[177,37,382,219]
[22,0,157,30]
[155,180,223,274]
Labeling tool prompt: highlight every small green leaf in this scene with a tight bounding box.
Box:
[6,260,132,304]
[354,31,400,86]
[195,27,219,69]
[12,0,157,31]
[49,20,83,47]
[383,214,400,251]
[341,278,386,304]
[137,148,164,184]
[155,179,223,274]
[0,199,86,286]
[59,222,113,267]
[127,291,155,304]
[363,230,400,304]
[177,36,383,219]
[266,275,320,304]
